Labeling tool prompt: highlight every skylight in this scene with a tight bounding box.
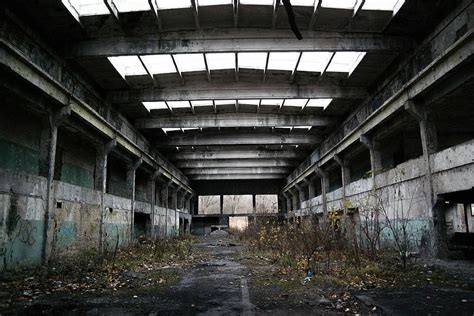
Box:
[191,100,214,107]
[268,52,300,71]
[66,0,109,16]
[293,126,312,130]
[162,128,181,134]
[291,0,316,6]
[238,53,268,70]
[157,0,192,10]
[284,99,308,107]
[108,56,147,78]
[363,0,405,14]
[261,99,284,106]
[206,53,236,70]
[114,0,150,12]
[327,52,366,75]
[306,99,333,109]
[167,101,191,109]
[140,54,176,74]
[321,0,356,9]
[143,101,168,111]
[297,52,333,73]
[239,0,273,5]
[238,100,260,105]
[173,54,206,72]
[215,100,236,105]
[199,0,233,6]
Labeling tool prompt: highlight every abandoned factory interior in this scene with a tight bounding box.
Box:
[0,0,473,314]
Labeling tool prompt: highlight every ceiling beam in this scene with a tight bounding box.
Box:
[148,0,163,31]
[167,149,307,160]
[67,29,414,58]
[103,0,120,24]
[135,113,336,129]
[108,82,367,103]
[183,167,292,175]
[175,159,300,168]
[155,133,322,147]
[189,173,287,180]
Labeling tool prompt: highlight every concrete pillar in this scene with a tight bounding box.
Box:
[360,134,382,186]
[40,105,71,263]
[304,175,316,213]
[95,139,116,252]
[170,186,178,210]
[161,180,172,236]
[252,194,257,224]
[290,189,299,213]
[219,195,224,215]
[127,158,142,241]
[334,155,350,216]
[148,170,160,239]
[316,168,328,217]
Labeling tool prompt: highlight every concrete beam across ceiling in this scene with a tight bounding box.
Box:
[182,167,292,175]
[167,149,306,160]
[135,113,337,129]
[108,83,367,103]
[155,133,322,147]
[189,173,287,180]
[175,159,299,168]
[67,29,414,58]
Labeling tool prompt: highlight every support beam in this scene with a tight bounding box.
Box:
[316,168,327,216]
[191,0,200,29]
[233,0,239,27]
[136,113,336,129]
[272,0,281,28]
[148,0,163,31]
[309,0,322,30]
[183,167,292,175]
[189,173,287,180]
[168,149,306,160]
[156,133,322,147]
[109,83,366,103]
[148,169,160,238]
[128,158,143,240]
[161,180,172,236]
[175,159,299,168]
[334,154,350,216]
[104,0,120,23]
[360,134,382,182]
[69,29,414,58]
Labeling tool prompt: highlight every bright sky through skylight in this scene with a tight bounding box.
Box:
[173,54,206,72]
[143,101,168,111]
[321,0,356,9]
[268,52,300,71]
[291,0,316,6]
[114,0,150,12]
[141,55,176,74]
[261,99,284,106]
[215,100,236,105]
[191,100,214,107]
[199,0,233,6]
[297,52,333,73]
[239,0,273,5]
[306,99,333,109]
[206,53,236,70]
[327,52,365,75]
[238,100,260,105]
[363,0,405,13]
[108,56,147,78]
[238,53,267,70]
[167,101,191,109]
[284,99,308,107]
[67,0,109,16]
[157,0,192,10]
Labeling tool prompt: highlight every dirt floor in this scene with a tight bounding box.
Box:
[1,236,474,315]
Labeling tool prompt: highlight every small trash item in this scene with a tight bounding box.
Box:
[303,269,313,284]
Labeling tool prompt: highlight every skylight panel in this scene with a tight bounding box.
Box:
[157,0,192,10]
[321,0,356,9]
[206,53,236,70]
[182,128,199,131]
[67,0,109,16]
[363,0,405,13]
[284,99,308,107]
[327,52,365,75]
[268,52,300,71]
[240,0,273,5]
[191,100,214,107]
[140,54,176,74]
[297,52,333,73]
[143,101,168,111]
[215,100,236,105]
[108,56,147,78]
[261,99,284,106]
[294,126,312,130]
[114,0,150,12]
[162,128,181,134]
[238,100,260,105]
[167,101,191,109]
[291,0,316,6]
[306,99,333,109]
[173,54,206,72]
[238,53,267,70]
[199,0,233,6]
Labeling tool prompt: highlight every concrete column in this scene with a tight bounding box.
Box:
[161,180,172,236]
[95,139,116,252]
[219,195,224,215]
[360,134,382,186]
[40,105,71,263]
[252,194,257,224]
[334,155,350,216]
[316,168,328,217]
[290,189,299,213]
[405,100,440,255]
[304,175,316,213]
[127,158,143,241]
[148,170,160,239]
[170,186,178,210]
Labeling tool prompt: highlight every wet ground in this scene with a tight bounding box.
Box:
[2,236,474,315]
